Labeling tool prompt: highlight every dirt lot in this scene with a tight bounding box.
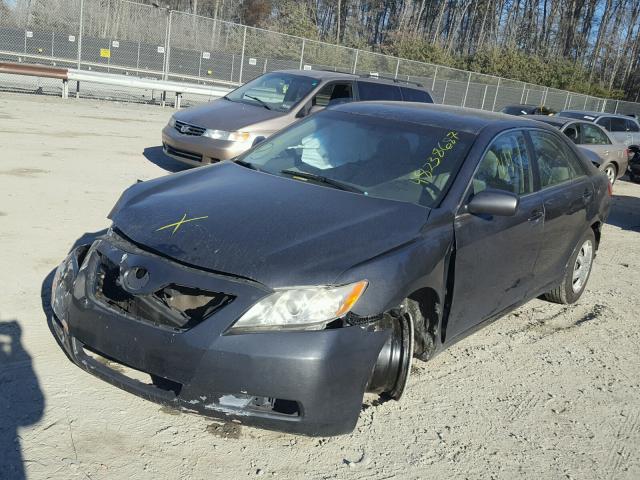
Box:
[1,92,639,480]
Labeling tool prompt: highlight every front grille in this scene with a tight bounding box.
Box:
[93,253,233,331]
[174,120,206,136]
[164,143,203,162]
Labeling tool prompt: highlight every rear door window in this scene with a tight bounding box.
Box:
[472,131,533,195]
[581,123,611,145]
[609,117,628,132]
[400,87,432,103]
[530,130,585,188]
[626,119,640,132]
[356,81,402,101]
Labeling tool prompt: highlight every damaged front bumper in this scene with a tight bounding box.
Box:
[50,231,391,436]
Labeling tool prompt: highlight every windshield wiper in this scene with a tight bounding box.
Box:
[244,95,272,110]
[280,169,363,193]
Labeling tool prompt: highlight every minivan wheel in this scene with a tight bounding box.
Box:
[543,229,596,304]
[603,164,617,185]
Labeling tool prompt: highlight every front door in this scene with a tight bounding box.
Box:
[447,130,544,342]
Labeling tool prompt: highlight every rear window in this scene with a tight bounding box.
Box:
[400,87,432,103]
[357,81,402,101]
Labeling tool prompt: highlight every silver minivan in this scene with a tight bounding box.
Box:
[162,69,433,166]
[557,110,640,147]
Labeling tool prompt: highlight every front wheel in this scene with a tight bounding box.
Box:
[543,229,596,304]
[603,163,617,185]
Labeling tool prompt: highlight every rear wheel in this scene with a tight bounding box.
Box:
[603,163,617,185]
[543,229,595,304]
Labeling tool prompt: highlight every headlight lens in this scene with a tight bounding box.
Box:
[168,116,176,128]
[203,129,253,143]
[51,253,75,322]
[230,280,368,332]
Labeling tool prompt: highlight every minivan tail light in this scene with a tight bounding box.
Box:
[607,180,613,197]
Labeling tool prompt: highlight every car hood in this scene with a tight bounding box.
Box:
[109,163,429,287]
[174,99,283,131]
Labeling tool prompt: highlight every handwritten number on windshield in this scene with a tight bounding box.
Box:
[412,131,458,185]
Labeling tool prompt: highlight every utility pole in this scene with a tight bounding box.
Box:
[336,0,341,45]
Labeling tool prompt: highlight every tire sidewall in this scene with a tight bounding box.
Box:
[562,229,596,303]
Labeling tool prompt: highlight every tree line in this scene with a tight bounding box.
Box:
[146,0,640,101]
[8,0,640,100]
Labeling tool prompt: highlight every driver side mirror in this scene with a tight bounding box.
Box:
[468,190,519,216]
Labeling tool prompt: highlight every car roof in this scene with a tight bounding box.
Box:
[526,115,572,126]
[331,102,557,135]
[277,69,428,90]
[560,110,636,120]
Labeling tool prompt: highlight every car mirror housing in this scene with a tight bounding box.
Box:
[468,190,519,216]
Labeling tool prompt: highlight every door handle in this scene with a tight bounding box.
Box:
[528,209,544,222]
[603,150,610,156]
[583,189,593,201]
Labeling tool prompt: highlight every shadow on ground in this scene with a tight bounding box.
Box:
[607,194,640,232]
[143,146,191,173]
[0,319,45,480]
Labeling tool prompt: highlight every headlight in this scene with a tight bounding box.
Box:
[51,253,75,323]
[203,129,253,143]
[168,116,176,128]
[230,280,368,333]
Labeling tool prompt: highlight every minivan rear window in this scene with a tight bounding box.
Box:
[357,81,402,101]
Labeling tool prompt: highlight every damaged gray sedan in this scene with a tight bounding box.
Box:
[50,102,611,436]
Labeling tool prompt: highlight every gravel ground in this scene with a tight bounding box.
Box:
[1,93,639,480]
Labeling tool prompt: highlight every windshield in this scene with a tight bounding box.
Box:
[225,72,320,113]
[238,110,475,208]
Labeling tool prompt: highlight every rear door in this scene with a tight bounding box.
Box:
[447,130,544,340]
[529,129,594,285]
[626,118,640,145]
[580,122,617,161]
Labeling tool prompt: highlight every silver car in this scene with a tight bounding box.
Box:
[161,70,433,167]
[557,110,640,147]
[529,115,628,184]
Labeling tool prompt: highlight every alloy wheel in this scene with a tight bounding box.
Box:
[572,239,594,293]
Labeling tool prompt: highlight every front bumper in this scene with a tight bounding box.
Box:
[51,233,390,436]
[161,125,251,166]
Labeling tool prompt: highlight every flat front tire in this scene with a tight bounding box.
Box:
[543,229,596,304]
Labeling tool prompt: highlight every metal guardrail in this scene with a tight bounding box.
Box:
[0,60,231,107]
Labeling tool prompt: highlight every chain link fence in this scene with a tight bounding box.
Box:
[1,0,639,115]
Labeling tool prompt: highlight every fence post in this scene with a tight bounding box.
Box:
[431,65,438,91]
[615,100,619,114]
[583,96,588,110]
[299,38,305,70]
[442,80,449,104]
[481,84,488,110]
[164,11,172,81]
[542,86,549,106]
[520,83,526,104]
[462,71,471,107]
[491,77,501,111]
[51,31,54,58]
[352,49,358,74]
[77,0,84,69]
[394,58,400,79]
[564,92,570,110]
[239,25,247,83]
